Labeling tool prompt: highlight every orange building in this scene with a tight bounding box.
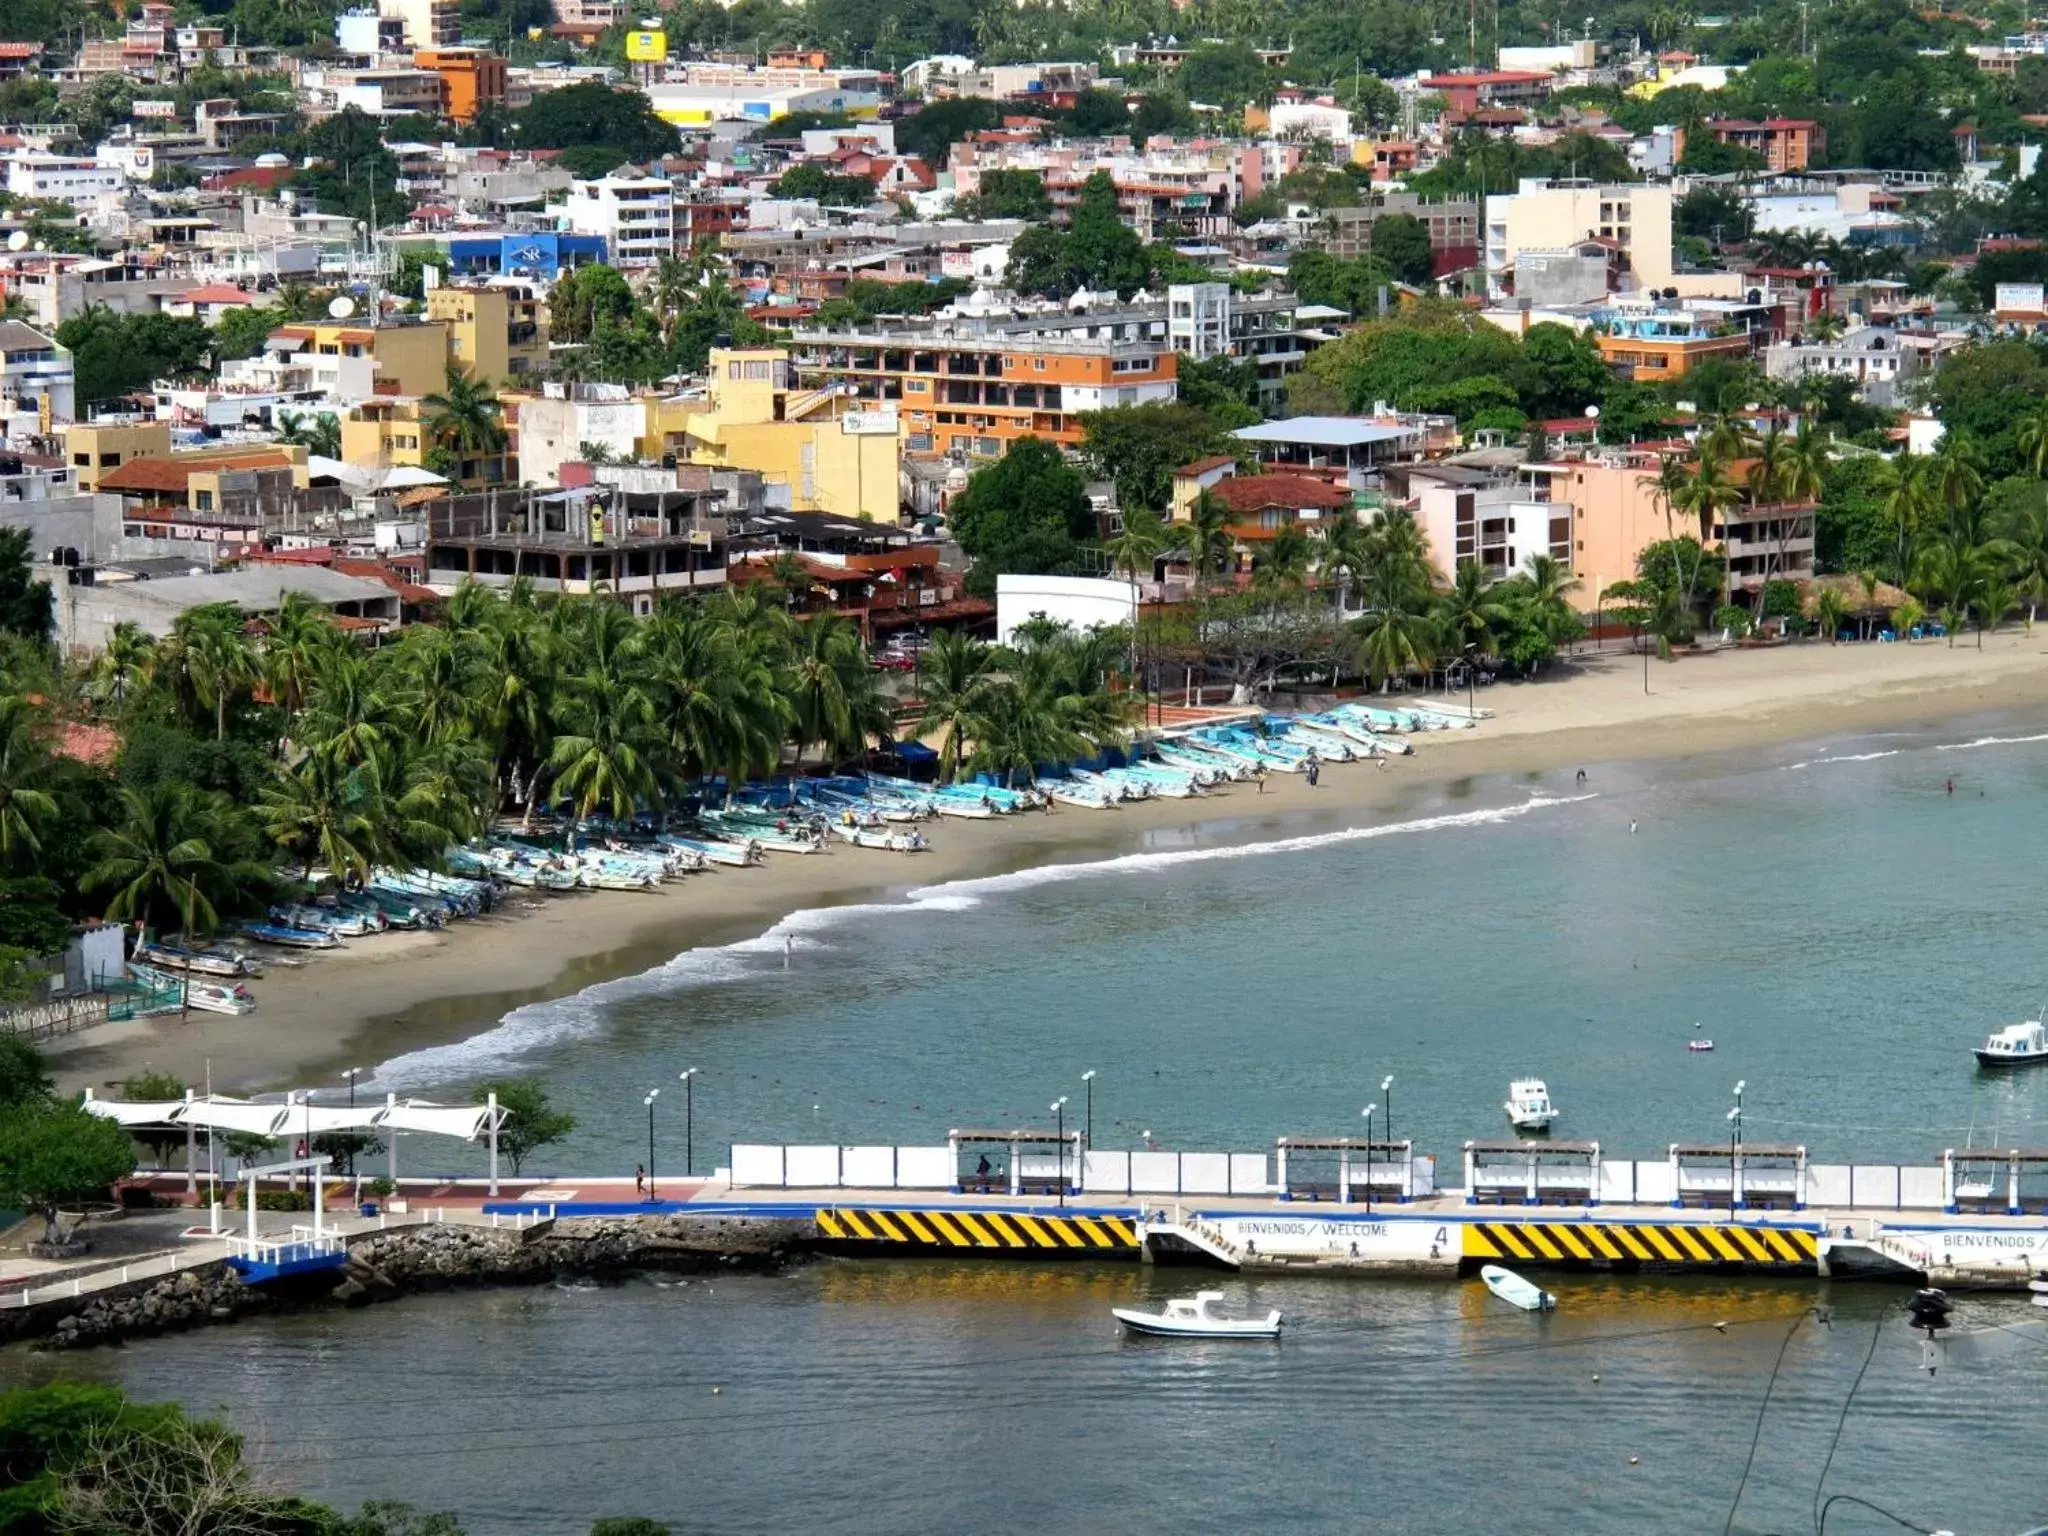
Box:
[788,330,1177,459]
[1707,117,1826,172]
[1595,310,1756,380]
[415,47,506,124]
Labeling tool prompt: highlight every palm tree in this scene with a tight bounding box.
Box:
[786,611,885,769]
[299,648,395,771]
[1186,490,1235,591]
[1805,309,1846,342]
[1931,436,1985,545]
[0,694,56,873]
[1673,454,1742,609]
[1254,524,1314,591]
[262,590,339,724]
[1872,450,1930,588]
[1813,586,1848,643]
[1507,552,1583,655]
[1436,561,1509,656]
[916,629,993,783]
[91,621,155,710]
[84,785,252,935]
[545,601,658,821]
[167,604,254,741]
[1996,498,2048,630]
[2017,403,2048,479]
[258,753,383,883]
[1979,575,2018,643]
[422,365,508,483]
[277,409,342,459]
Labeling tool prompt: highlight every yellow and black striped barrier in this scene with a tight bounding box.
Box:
[814,1207,1139,1254]
[1462,1219,1818,1269]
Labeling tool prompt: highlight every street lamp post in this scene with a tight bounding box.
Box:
[1081,1070,1095,1155]
[1731,1079,1746,1211]
[679,1068,699,1178]
[1360,1104,1375,1212]
[644,1089,660,1204]
[1381,1075,1394,1153]
[341,1067,362,1176]
[1052,1097,1069,1207]
[1462,643,1477,719]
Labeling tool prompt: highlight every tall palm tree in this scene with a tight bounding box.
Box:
[1510,552,1583,650]
[168,604,255,742]
[1872,450,1930,588]
[258,753,383,883]
[916,629,993,783]
[2017,403,2048,479]
[1186,490,1235,592]
[1254,523,1314,591]
[83,785,253,934]
[1931,436,1986,545]
[545,601,658,821]
[1436,561,1509,656]
[786,611,881,769]
[262,590,339,724]
[0,694,56,873]
[277,409,342,459]
[423,365,508,482]
[1996,498,2048,630]
[91,621,155,711]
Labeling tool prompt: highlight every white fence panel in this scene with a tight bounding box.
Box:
[1414,1155,1436,1197]
[785,1145,842,1187]
[1181,1153,1230,1194]
[1599,1161,1635,1204]
[1083,1150,1130,1194]
[1635,1161,1676,1204]
[1229,1153,1270,1195]
[1130,1151,1180,1193]
[1851,1165,1899,1208]
[1806,1164,1851,1208]
[1899,1165,1946,1210]
[841,1146,896,1188]
[729,1144,785,1188]
[896,1146,954,1188]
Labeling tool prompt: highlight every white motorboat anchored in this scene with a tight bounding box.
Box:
[1976,1018,2048,1069]
[1481,1264,1556,1312]
[1505,1078,1558,1131]
[1112,1291,1282,1339]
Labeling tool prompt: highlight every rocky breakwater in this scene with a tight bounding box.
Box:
[334,1212,813,1304]
[25,1267,265,1351]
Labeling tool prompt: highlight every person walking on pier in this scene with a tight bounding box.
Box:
[635,1164,646,1196]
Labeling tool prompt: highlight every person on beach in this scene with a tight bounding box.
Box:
[1256,766,1267,794]
[1576,769,1587,784]
[635,1164,646,1195]
[1307,759,1320,788]
[1947,777,1955,795]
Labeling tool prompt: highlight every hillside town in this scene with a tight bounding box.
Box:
[0,2,2041,661]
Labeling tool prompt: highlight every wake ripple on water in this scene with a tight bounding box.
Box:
[1779,749,1903,770]
[367,793,1596,1089]
[1936,731,2048,752]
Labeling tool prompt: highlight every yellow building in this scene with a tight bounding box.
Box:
[341,397,509,487]
[424,282,548,386]
[656,347,901,521]
[63,419,172,494]
[267,318,450,398]
[1489,181,1742,300]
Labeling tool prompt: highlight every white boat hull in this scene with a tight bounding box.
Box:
[1112,1308,1282,1339]
[1481,1264,1555,1310]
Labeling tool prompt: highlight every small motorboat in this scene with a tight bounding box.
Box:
[1505,1078,1558,1131]
[1688,1039,1715,1053]
[1976,1019,2048,1069]
[1482,1264,1556,1312]
[1112,1291,1282,1339]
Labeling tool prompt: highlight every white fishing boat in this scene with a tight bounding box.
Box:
[181,978,257,1015]
[132,940,254,978]
[1687,1039,1715,1053]
[1977,1018,2048,1068]
[1505,1078,1558,1131]
[1112,1291,1283,1339]
[1481,1264,1556,1312]
[829,822,929,852]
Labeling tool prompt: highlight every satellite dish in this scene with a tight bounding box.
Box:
[5,231,25,252]
[328,295,357,319]
[1584,404,1601,419]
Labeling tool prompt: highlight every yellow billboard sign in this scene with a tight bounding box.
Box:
[624,29,667,62]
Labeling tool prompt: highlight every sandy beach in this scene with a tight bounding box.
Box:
[48,630,2048,1096]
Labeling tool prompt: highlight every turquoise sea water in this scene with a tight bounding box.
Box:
[14,711,2048,1534]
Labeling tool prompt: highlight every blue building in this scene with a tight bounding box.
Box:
[446,232,608,280]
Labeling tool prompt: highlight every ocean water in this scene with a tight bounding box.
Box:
[16,713,2048,1535]
[370,714,2048,1173]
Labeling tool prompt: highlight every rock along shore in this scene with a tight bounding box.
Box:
[14,1212,815,1350]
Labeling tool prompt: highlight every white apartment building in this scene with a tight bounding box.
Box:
[0,321,74,430]
[1484,178,1742,300]
[4,153,125,205]
[1761,325,1937,408]
[334,9,407,55]
[1167,282,1232,359]
[564,171,674,268]
[376,0,457,48]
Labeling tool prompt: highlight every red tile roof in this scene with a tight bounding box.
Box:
[1175,454,1236,477]
[180,283,259,304]
[98,448,293,493]
[1208,474,1351,513]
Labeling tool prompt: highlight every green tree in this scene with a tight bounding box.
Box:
[916,629,993,783]
[83,785,257,936]
[0,694,56,874]
[948,437,1093,593]
[0,1032,51,1111]
[959,168,1052,220]
[210,305,279,362]
[515,80,681,161]
[1079,403,1234,513]
[474,1079,575,1175]
[1369,213,1435,286]
[1178,41,1270,110]
[0,1100,137,1244]
[423,365,509,483]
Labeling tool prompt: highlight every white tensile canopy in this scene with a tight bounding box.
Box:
[80,1090,512,1193]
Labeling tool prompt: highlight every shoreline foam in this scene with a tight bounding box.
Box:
[48,634,2048,1096]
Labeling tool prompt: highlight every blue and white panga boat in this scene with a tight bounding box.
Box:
[1113,1290,1283,1339]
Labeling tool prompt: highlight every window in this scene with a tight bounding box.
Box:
[194,489,213,511]
[72,453,89,467]
[99,453,120,467]
[1033,358,1046,371]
